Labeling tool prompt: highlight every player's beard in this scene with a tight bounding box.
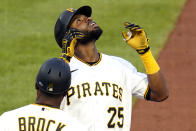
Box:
[77,27,103,45]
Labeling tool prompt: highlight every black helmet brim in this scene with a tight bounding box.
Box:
[75,6,92,17]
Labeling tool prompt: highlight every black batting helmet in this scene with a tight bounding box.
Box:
[54,6,92,48]
[36,58,71,95]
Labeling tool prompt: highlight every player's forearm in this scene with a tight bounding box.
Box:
[147,71,169,102]
[140,50,169,102]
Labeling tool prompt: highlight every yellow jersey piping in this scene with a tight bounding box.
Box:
[33,104,59,110]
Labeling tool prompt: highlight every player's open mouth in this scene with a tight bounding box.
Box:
[90,22,98,28]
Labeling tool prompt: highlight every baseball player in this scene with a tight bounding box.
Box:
[54,6,169,131]
[0,58,87,131]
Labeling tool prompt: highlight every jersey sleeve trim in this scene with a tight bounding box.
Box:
[144,84,150,100]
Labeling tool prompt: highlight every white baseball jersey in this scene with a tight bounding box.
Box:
[0,104,87,131]
[60,53,149,131]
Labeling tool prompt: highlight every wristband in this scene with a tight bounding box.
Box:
[136,46,150,54]
[140,50,160,74]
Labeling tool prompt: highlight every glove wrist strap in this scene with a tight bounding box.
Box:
[140,50,160,74]
[136,46,150,54]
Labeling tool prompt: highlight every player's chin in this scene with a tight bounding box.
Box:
[77,27,103,45]
[93,27,103,40]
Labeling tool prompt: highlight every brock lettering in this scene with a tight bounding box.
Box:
[18,117,65,131]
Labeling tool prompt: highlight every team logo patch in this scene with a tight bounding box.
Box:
[48,83,54,92]
[71,69,78,73]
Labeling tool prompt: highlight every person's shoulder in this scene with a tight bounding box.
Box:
[56,110,79,122]
[102,53,131,64]
[55,110,88,130]
[69,55,84,69]
[102,53,136,70]
[0,104,31,117]
[56,109,76,120]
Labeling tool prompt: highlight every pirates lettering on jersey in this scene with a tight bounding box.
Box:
[18,116,65,131]
[66,81,123,105]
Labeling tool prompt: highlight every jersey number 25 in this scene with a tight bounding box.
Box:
[107,107,124,128]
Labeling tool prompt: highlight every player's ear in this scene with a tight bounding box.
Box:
[36,89,42,98]
[35,83,40,91]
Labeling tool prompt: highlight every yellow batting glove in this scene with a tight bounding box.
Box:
[122,22,150,54]
[59,28,84,63]
[122,22,160,74]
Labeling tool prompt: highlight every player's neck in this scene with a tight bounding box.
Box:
[35,98,61,109]
[75,41,99,62]
[35,102,60,108]
[35,90,62,109]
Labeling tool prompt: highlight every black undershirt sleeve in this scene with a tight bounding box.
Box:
[145,87,151,100]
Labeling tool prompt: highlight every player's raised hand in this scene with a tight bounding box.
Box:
[59,28,84,63]
[122,22,150,54]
